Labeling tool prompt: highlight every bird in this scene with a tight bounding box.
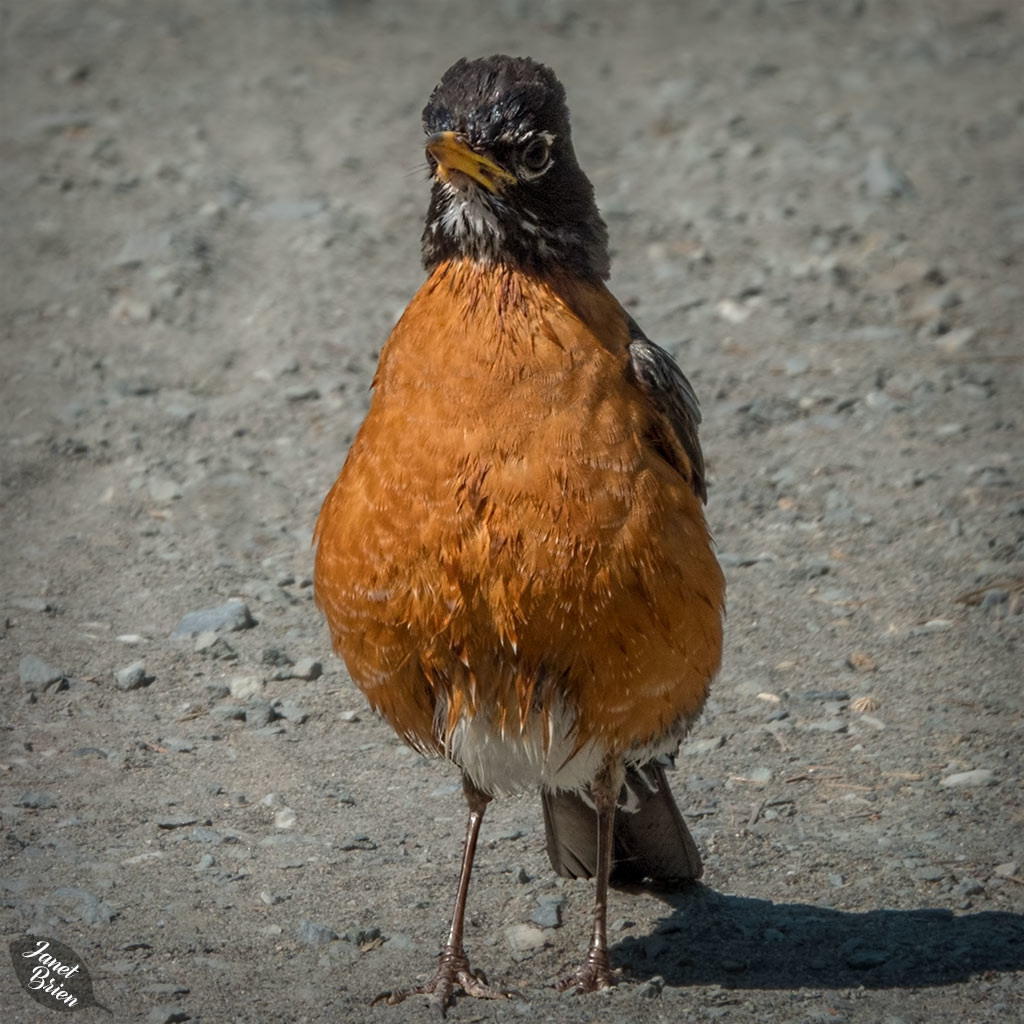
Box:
[313,54,725,1012]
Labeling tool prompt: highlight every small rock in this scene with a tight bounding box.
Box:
[296,919,338,946]
[635,976,665,999]
[171,600,255,638]
[187,827,227,844]
[146,1006,190,1024]
[261,647,294,667]
[935,326,977,353]
[245,701,277,729]
[530,896,565,929]
[147,478,183,503]
[114,660,149,691]
[53,886,116,925]
[784,355,810,376]
[505,923,549,952]
[18,654,65,693]
[862,148,913,199]
[155,815,200,830]
[9,596,52,613]
[807,717,848,734]
[339,835,377,851]
[912,865,947,882]
[993,861,1019,878]
[940,768,996,788]
[685,736,725,755]
[716,298,751,324]
[340,710,361,723]
[17,791,57,809]
[111,295,154,325]
[283,385,321,403]
[274,700,308,724]
[209,703,247,722]
[291,657,322,681]
[195,632,238,659]
[274,807,297,829]
[229,675,264,700]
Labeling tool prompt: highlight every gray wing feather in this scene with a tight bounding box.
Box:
[625,313,707,502]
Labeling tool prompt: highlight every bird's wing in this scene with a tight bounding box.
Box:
[625,314,707,503]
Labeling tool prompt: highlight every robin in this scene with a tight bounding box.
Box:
[314,54,724,1011]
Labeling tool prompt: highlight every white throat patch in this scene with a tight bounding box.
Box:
[438,181,505,250]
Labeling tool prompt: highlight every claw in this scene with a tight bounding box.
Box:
[372,948,511,1016]
[555,949,618,994]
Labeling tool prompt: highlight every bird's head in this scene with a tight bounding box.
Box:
[420,55,609,280]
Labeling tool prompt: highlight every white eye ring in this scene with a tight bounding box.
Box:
[520,135,553,177]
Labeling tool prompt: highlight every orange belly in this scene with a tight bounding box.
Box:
[314,260,724,786]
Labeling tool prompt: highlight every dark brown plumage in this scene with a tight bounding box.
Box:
[314,54,724,1013]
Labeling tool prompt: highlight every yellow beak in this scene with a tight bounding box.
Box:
[426,131,515,193]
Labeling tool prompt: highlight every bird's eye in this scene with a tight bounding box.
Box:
[521,136,551,175]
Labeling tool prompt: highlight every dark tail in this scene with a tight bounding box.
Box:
[541,762,702,886]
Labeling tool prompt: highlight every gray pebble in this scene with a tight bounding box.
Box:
[209,703,247,722]
[339,835,377,851]
[296,919,338,946]
[194,632,238,660]
[171,600,255,638]
[862,148,913,199]
[806,718,848,734]
[634,975,665,999]
[114,660,149,690]
[505,923,548,952]
[940,768,996,787]
[291,657,322,681]
[53,886,116,925]
[530,895,565,929]
[912,865,947,882]
[147,477,183,503]
[245,701,277,728]
[981,589,1009,612]
[274,700,308,724]
[146,1007,190,1024]
[155,815,200,829]
[9,596,53,613]
[685,736,725,755]
[17,791,57,809]
[283,385,321,403]
[187,827,228,844]
[164,738,195,754]
[229,675,264,700]
[18,654,65,693]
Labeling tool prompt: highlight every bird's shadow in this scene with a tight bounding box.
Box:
[613,884,1024,990]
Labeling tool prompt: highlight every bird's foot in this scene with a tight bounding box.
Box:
[372,947,511,1017]
[556,948,618,994]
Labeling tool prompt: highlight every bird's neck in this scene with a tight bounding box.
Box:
[420,185,610,282]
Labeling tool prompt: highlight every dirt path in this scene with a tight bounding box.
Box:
[2,2,1022,1021]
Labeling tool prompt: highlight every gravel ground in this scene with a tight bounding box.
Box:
[2,1,1022,1022]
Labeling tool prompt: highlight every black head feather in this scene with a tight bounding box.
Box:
[420,55,609,280]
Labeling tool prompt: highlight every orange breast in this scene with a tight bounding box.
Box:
[314,260,724,763]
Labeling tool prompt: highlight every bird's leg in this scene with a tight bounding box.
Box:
[557,758,624,993]
[374,774,510,1016]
